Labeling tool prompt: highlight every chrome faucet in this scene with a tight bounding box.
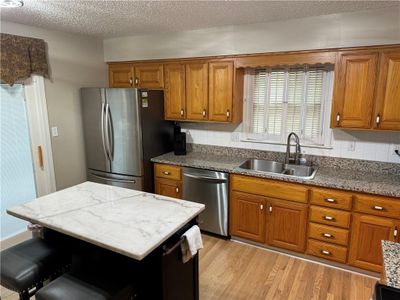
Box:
[285,132,301,165]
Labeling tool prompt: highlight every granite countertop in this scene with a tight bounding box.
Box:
[382,240,400,289]
[151,151,400,198]
[7,182,205,261]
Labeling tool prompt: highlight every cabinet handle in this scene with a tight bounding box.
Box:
[135,77,139,85]
[335,113,341,125]
[260,204,264,212]
[176,187,179,193]
[226,109,230,119]
[322,233,333,239]
[372,205,384,211]
[320,250,331,256]
[202,109,206,117]
[269,205,272,213]
[180,109,184,117]
[376,114,380,125]
[163,171,170,175]
[323,215,335,221]
[394,227,398,238]
[129,78,133,85]
[325,198,336,203]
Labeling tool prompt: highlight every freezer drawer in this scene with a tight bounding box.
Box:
[182,167,228,236]
[88,170,143,191]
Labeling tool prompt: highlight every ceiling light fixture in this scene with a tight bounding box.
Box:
[0,0,23,8]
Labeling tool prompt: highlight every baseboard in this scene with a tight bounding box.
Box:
[0,230,32,250]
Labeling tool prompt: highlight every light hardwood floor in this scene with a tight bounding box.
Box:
[1,235,377,300]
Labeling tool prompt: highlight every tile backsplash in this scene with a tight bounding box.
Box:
[180,122,400,164]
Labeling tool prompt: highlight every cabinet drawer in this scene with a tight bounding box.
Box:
[309,206,351,229]
[354,194,400,219]
[307,240,347,263]
[310,187,353,210]
[308,222,349,246]
[154,164,181,180]
[231,175,308,203]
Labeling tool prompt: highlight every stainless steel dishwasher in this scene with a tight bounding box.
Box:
[182,167,228,236]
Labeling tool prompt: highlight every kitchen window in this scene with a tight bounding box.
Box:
[243,64,334,146]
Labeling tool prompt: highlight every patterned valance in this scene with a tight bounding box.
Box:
[0,33,49,85]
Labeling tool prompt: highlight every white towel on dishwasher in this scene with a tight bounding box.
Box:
[181,225,203,263]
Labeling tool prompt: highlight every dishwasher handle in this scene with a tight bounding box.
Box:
[183,172,227,183]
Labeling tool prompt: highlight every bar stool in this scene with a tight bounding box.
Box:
[1,237,70,300]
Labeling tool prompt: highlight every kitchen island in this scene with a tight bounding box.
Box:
[7,181,205,299]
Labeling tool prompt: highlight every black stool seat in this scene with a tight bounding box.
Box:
[1,237,68,296]
[35,271,137,300]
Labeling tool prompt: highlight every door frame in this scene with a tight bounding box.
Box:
[24,75,56,196]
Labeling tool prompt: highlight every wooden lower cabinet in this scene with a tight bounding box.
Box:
[348,213,398,272]
[267,199,308,252]
[230,191,266,243]
[155,178,182,199]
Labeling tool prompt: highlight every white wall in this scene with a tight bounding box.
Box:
[1,21,107,190]
[104,7,400,61]
[104,7,400,163]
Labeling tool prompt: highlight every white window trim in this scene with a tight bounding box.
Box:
[24,75,56,196]
[241,67,334,149]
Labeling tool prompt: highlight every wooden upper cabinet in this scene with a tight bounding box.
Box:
[230,191,266,243]
[164,63,186,120]
[331,51,379,129]
[186,63,209,120]
[209,61,234,122]
[109,64,134,87]
[134,64,164,88]
[348,214,397,273]
[267,199,308,253]
[373,50,400,130]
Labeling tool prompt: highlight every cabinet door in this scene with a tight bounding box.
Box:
[164,64,186,120]
[348,214,397,273]
[209,61,234,122]
[230,191,266,243]
[186,62,208,120]
[134,64,164,88]
[331,52,378,129]
[155,178,182,199]
[109,64,134,87]
[267,199,308,252]
[373,50,400,130]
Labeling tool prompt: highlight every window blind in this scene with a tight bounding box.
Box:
[248,65,332,145]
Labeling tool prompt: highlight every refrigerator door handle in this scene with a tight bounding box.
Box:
[101,102,110,161]
[104,102,112,161]
[90,173,136,184]
[106,103,114,160]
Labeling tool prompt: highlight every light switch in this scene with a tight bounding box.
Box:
[51,126,59,137]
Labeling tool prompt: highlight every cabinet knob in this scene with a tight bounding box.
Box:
[336,113,340,125]
[260,204,264,211]
[163,171,170,175]
[180,109,184,117]
[323,215,335,221]
[322,233,333,239]
[325,198,336,203]
[394,227,398,237]
[320,250,331,256]
[129,78,133,85]
[175,187,179,193]
[372,205,384,211]
[202,109,206,117]
[269,205,272,213]
[226,109,230,119]
[376,114,380,125]
[135,77,139,85]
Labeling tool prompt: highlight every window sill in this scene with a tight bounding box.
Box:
[240,138,333,150]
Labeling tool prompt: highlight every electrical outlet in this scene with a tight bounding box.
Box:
[51,126,59,137]
[347,141,356,152]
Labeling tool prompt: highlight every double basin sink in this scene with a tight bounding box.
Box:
[237,159,317,180]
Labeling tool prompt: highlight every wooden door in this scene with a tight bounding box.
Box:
[164,63,186,120]
[134,64,164,88]
[230,191,266,243]
[373,50,400,130]
[267,199,308,252]
[155,178,182,199]
[331,51,378,129]
[108,64,134,87]
[186,62,208,120]
[209,61,234,122]
[348,213,397,272]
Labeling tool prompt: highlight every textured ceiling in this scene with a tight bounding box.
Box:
[1,1,399,38]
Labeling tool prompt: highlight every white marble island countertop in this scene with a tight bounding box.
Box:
[7,182,205,261]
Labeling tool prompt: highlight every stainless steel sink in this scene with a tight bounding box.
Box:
[237,159,317,180]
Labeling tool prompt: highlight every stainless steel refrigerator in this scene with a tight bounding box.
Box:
[81,88,173,192]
